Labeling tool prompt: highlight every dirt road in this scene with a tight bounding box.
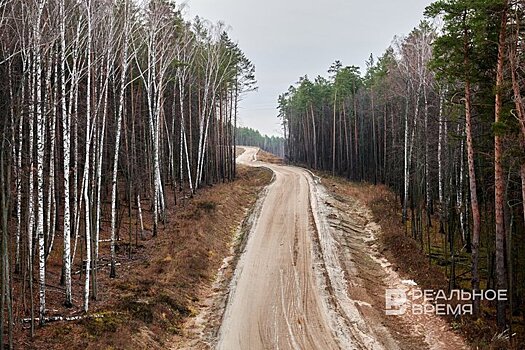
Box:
[215,147,468,350]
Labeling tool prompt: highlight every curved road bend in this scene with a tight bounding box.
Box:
[218,147,356,349]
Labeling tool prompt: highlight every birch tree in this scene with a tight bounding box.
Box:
[134,0,177,236]
[82,0,93,312]
[111,0,131,278]
[59,0,73,308]
[33,0,47,325]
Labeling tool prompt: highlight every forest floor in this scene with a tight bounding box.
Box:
[13,153,273,349]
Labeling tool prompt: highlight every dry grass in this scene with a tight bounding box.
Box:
[257,149,283,164]
[235,146,245,157]
[318,173,525,349]
[319,174,448,290]
[15,166,272,349]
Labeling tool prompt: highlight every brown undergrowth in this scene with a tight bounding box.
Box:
[256,149,283,164]
[318,173,522,350]
[235,147,245,157]
[15,165,272,349]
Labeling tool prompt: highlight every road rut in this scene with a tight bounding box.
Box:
[218,147,388,349]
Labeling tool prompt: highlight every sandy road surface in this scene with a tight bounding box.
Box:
[214,147,468,350]
[218,147,388,350]
[218,147,339,349]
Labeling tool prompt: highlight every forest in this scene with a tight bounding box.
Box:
[236,127,285,157]
[0,0,255,346]
[279,0,524,336]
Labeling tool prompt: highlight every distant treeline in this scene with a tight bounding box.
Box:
[237,127,285,157]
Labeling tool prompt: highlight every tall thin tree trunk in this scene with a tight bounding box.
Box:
[15,58,27,275]
[83,0,93,312]
[494,5,508,330]
[403,93,410,223]
[465,78,482,316]
[509,7,525,241]
[332,90,337,176]
[34,0,47,325]
[111,0,129,278]
[438,87,446,234]
[311,103,317,170]
[60,0,72,308]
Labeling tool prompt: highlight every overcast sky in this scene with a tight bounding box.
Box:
[183,0,433,137]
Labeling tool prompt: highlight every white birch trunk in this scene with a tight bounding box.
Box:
[403,92,410,222]
[179,76,194,193]
[70,20,83,265]
[15,57,27,274]
[111,1,129,277]
[60,0,72,308]
[137,194,144,236]
[438,88,445,206]
[34,0,47,325]
[94,10,115,290]
[46,49,58,261]
[195,56,211,190]
[83,0,93,312]
[28,51,36,331]
[423,82,431,219]
[94,55,110,295]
